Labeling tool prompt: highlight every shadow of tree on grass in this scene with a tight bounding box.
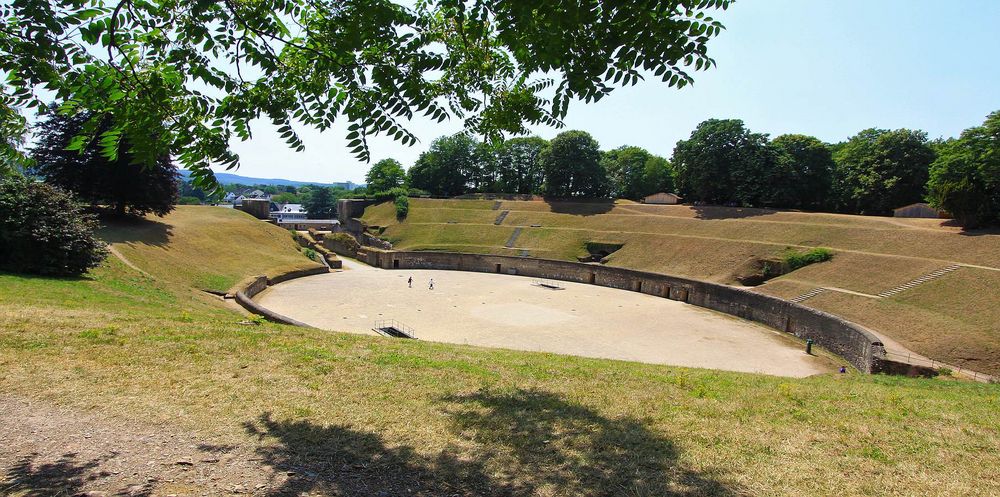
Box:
[244,413,502,496]
[98,217,173,247]
[0,452,154,497]
[690,204,780,220]
[543,198,616,216]
[442,389,740,497]
[244,388,740,496]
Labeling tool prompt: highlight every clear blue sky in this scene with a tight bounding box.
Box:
[226,0,1000,184]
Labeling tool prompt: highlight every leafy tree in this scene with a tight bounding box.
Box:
[673,119,787,206]
[365,158,407,194]
[272,192,302,204]
[0,1,731,193]
[771,134,835,209]
[643,155,675,197]
[0,175,107,276]
[408,134,480,196]
[832,128,935,215]
[927,111,1000,228]
[31,110,178,217]
[303,186,335,219]
[540,131,608,198]
[494,137,548,194]
[179,180,207,201]
[179,196,202,205]
[601,146,674,200]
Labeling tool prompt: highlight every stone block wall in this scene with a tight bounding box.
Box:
[374,251,886,372]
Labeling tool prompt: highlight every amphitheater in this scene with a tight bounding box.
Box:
[256,259,836,377]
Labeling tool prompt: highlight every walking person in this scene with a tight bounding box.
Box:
[408,276,412,288]
[429,278,434,290]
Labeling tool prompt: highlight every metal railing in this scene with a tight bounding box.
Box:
[882,351,995,383]
[531,279,564,290]
[373,319,416,339]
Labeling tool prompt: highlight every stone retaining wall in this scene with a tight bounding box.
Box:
[234,266,330,326]
[367,250,887,373]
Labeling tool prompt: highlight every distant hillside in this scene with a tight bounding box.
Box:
[178,169,362,189]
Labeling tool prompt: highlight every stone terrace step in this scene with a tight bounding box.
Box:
[505,227,523,248]
[790,287,827,303]
[494,210,510,225]
[877,264,962,298]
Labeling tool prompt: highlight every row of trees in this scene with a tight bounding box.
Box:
[367,111,999,227]
[365,131,674,201]
[672,119,935,214]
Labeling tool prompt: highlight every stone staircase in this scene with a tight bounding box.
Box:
[505,227,523,248]
[491,201,502,210]
[790,287,827,303]
[494,210,510,225]
[877,264,962,298]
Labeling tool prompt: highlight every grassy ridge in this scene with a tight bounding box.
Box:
[363,199,1000,375]
[1,248,999,495]
[100,206,322,293]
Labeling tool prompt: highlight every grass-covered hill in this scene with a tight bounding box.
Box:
[99,206,324,293]
[363,199,1000,376]
[2,205,999,496]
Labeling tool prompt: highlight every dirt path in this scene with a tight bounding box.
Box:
[0,397,281,496]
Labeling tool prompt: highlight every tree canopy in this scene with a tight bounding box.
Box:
[927,111,1000,228]
[0,175,107,276]
[673,119,779,206]
[303,186,335,219]
[602,145,673,200]
[31,109,178,217]
[408,133,480,197]
[832,128,935,215]
[492,137,548,195]
[540,130,608,198]
[771,134,834,210]
[0,0,732,192]
[365,158,407,194]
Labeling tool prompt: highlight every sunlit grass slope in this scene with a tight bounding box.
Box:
[1,239,999,495]
[100,205,323,293]
[363,198,1000,375]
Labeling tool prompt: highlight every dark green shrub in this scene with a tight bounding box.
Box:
[303,247,318,261]
[784,247,833,271]
[0,176,108,276]
[394,195,409,219]
[372,187,409,201]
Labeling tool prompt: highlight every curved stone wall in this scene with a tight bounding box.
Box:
[363,250,887,373]
[235,266,330,327]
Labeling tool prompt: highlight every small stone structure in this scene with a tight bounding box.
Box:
[237,198,272,220]
[642,192,682,204]
[892,202,946,218]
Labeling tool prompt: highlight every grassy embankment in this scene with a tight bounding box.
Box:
[1,205,999,495]
[363,198,1000,375]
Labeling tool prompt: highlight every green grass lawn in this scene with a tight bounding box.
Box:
[1,209,999,495]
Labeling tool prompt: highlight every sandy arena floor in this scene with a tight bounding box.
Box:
[256,259,833,377]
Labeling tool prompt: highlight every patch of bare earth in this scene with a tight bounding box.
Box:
[2,397,462,497]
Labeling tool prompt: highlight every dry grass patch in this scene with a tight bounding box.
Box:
[771,252,945,295]
[100,206,322,293]
[2,216,1000,495]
